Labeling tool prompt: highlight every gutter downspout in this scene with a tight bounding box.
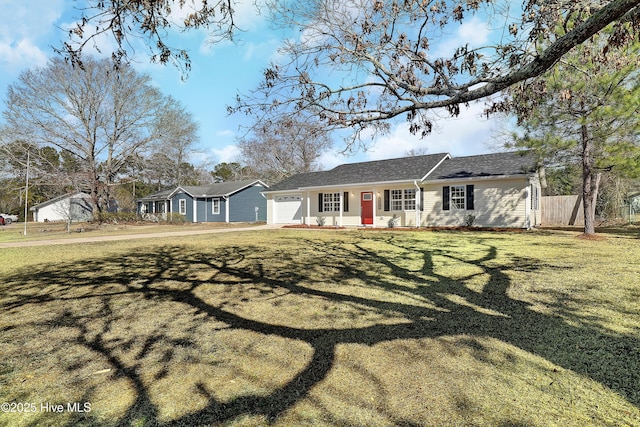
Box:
[260,191,268,224]
[414,181,421,228]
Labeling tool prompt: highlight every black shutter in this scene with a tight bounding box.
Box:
[343,192,349,212]
[318,193,323,212]
[466,185,474,210]
[384,190,390,211]
[420,187,425,211]
[443,186,450,211]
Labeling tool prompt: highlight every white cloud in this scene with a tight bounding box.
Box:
[0,0,64,73]
[62,21,121,62]
[193,0,267,56]
[364,103,498,161]
[317,150,352,171]
[434,16,491,58]
[211,144,241,163]
[230,0,267,31]
[0,39,48,72]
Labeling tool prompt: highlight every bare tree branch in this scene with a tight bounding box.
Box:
[231,0,640,148]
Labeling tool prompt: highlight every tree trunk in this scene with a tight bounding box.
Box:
[582,124,598,235]
[89,170,102,220]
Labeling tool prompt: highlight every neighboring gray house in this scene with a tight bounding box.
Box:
[30,192,93,223]
[138,180,268,223]
[265,152,543,229]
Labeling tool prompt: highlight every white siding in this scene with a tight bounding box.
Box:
[423,178,529,228]
[267,177,536,228]
[34,199,71,222]
[269,185,423,227]
[32,194,93,223]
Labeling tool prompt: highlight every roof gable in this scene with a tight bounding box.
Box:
[268,153,449,191]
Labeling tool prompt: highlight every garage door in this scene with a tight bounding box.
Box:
[274,195,302,224]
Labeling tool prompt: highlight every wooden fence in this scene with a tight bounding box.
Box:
[541,195,584,226]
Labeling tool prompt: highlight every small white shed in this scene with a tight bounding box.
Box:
[30,192,94,223]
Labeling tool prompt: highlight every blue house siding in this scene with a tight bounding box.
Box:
[172,193,194,220]
[196,198,226,222]
[229,184,267,222]
[138,180,268,223]
[215,198,228,222]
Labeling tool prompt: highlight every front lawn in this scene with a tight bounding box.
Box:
[0,229,639,426]
[0,221,260,244]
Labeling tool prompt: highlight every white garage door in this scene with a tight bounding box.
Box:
[274,195,302,224]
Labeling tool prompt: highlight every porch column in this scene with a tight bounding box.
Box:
[415,185,421,228]
[373,187,377,227]
[225,196,230,223]
[306,191,311,225]
[339,189,344,227]
[193,199,198,222]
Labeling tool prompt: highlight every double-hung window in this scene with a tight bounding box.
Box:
[179,199,187,215]
[212,198,220,215]
[443,185,474,211]
[404,189,416,210]
[323,192,341,212]
[390,189,416,210]
[391,190,403,210]
[450,186,466,210]
[318,192,349,213]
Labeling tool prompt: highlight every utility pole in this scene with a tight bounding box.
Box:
[23,151,29,236]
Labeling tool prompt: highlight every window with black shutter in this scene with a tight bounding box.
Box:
[466,185,474,210]
[442,186,450,211]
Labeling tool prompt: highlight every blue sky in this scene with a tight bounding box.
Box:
[0,0,504,170]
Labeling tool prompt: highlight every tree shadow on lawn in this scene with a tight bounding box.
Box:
[1,234,639,426]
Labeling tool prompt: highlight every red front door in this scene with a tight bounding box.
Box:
[361,192,374,225]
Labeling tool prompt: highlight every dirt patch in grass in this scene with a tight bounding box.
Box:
[575,233,608,241]
[0,230,639,426]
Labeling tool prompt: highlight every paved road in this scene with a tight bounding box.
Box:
[0,224,283,249]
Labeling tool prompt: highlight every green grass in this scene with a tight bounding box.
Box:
[0,229,639,426]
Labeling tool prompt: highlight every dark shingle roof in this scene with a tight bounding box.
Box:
[267,151,538,192]
[138,189,173,202]
[140,180,266,201]
[429,151,538,180]
[267,171,334,192]
[268,153,449,191]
